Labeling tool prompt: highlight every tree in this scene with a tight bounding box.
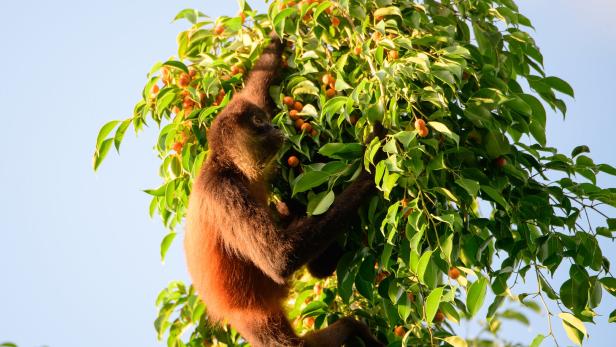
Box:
[93,0,616,346]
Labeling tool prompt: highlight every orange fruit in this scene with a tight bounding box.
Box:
[301,122,313,133]
[387,50,399,60]
[178,73,191,88]
[287,156,300,167]
[283,96,294,107]
[289,110,300,120]
[293,101,303,111]
[172,142,183,153]
[183,99,194,109]
[418,127,429,138]
[321,73,335,86]
[394,326,406,337]
[448,267,460,280]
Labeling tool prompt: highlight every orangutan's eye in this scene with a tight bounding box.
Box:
[253,116,264,126]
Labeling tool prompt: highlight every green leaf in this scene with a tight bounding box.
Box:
[571,145,590,158]
[96,120,120,150]
[544,76,574,97]
[292,80,320,96]
[173,9,206,24]
[366,101,385,122]
[443,336,468,347]
[162,60,189,74]
[381,172,400,200]
[501,310,529,325]
[155,90,176,112]
[306,190,335,216]
[467,277,488,317]
[322,96,348,115]
[456,178,480,197]
[428,121,459,145]
[561,277,589,311]
[292,171,330,195]
[417,250,433,284]
[425,287,444,323]
[313,1,333,20]
[113,118,132,152]
[441,234,454,263]
[318,143,363,160]
[273,7,296,28]
[440,301,461,323]
[598,163,616,176]
[374,6,402,18]
[93,138,114,171]
[599,277,616,296]
[559,313,586,346]
[539,275,559,300]
[609,309,616,323]
[529,334,545,347]
[160,232,177,262]
[480,185,510,210]
[301,301,328,317]
[397,290,412,321]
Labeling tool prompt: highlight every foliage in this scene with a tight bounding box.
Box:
[94,0,616,346]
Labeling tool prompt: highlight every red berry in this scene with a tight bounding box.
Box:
[496,156,508,168]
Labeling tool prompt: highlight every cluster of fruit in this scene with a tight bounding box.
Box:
[279,0,341,25]
[413,118,430,138]
[390,268,461,337]
[283,96,318,137]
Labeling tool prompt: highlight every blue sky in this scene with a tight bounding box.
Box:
[0,1,614,346]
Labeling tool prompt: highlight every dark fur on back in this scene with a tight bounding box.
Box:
[184,33,384,347]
